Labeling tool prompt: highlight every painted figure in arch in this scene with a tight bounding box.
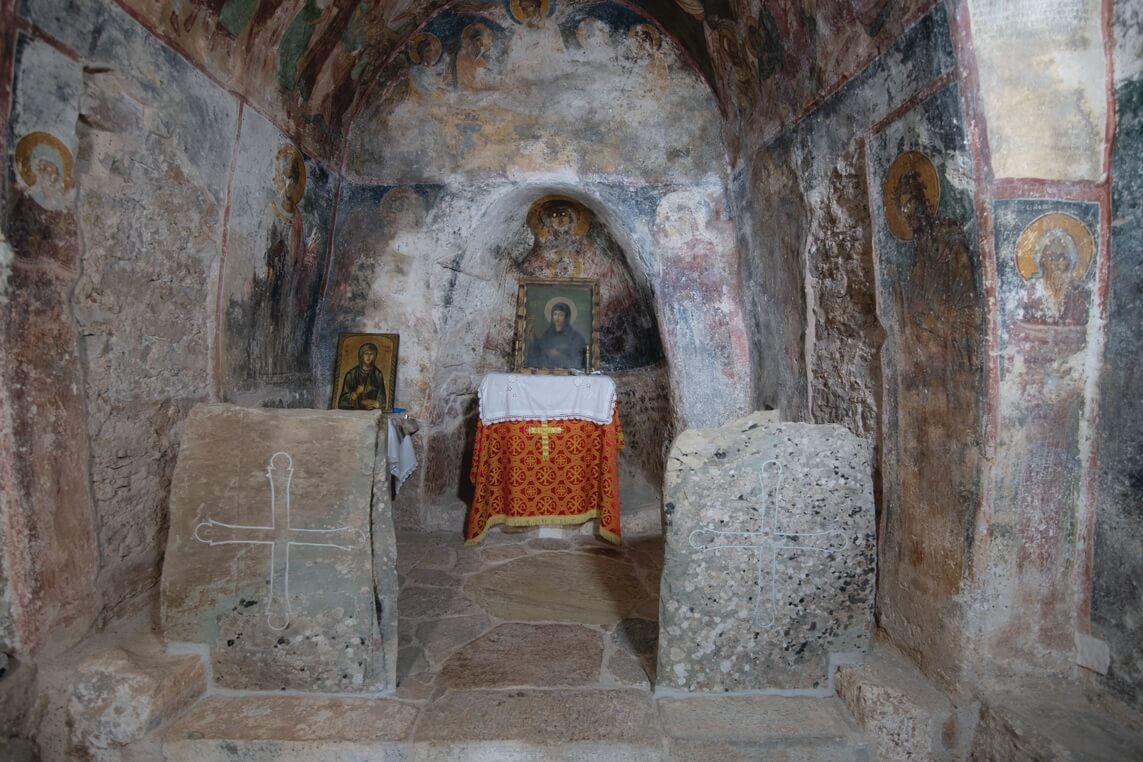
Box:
[527,302,587,369]
[252,143,321,381]
[885,151,979,374]
[338,342,387,410]
[457,23,495,91]
[882,149,984,590]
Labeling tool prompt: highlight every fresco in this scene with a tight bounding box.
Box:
[347,2,724,182]
[3,37,99,653]
[222,111,334,407]
[680,0,934,152]
[320,181,442,390]
[55,0,940,166]
[993,199,1099,656]
[868,84,984,616]
[653,188,753,427]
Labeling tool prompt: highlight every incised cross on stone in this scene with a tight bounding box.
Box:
[527,419,563,461]
[688,459,849,629]
[194,451,368,631]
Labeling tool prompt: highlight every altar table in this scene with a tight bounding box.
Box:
[465,373,624,544]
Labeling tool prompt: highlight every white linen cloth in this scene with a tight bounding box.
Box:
[387,416,418,494]
[478,373,616,425]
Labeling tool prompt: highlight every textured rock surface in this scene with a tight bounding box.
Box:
[68,646,205,759]
[1093,9,1143,712]
[161,404,396,692]
[970,684,1143,761]
[658,411,875,691]
[835,643,977,761]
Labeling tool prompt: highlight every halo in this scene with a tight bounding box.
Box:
[1014,212,1094,282]
[543,297,578,325]
[273,143,307,207]
[508,0,551,24]
[629,23,661,52]
[526,195,592,240]
[883,150,940,242]
[461,23,492,53]
[15,131,75,191]
[407,32,442,66]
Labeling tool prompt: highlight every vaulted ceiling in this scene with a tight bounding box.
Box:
[114,0,933,160]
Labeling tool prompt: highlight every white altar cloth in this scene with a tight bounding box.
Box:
[478,373,616,425]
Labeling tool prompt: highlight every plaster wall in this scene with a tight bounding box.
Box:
[967,0,1107,181]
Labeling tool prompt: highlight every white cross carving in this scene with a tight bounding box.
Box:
[688,459,849,628]
[194,451,367,631]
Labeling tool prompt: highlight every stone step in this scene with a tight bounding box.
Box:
[150,691,873,761]
[659,695,872,761]
[834,643,976,760]
[32,608,208,761]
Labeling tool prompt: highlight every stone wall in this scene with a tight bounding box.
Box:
[1092,0,1143,711]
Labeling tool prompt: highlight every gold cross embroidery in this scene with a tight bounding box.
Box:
[527,420,563,461]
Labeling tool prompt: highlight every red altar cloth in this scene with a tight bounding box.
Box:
[465,409,624,544]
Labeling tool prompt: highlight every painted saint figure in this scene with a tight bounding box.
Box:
[251,143,321,382]
[526,302,587,370]
[1014,213,1094,326]
[338,342,387,410]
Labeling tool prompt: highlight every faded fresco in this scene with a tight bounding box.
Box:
[348,2,724,182]
[688,0,934,154]
[315,182,442,413]
[993,200,1099,658]
[99,0,937,165]
[222,112,334,407]
[3,38,100,653]
[654,188,752,427]
[868,84,984,649]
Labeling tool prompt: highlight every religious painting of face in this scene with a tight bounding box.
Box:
[514,279,601,373]
[330,333,399,412]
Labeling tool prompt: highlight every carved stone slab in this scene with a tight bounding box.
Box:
[161,404,397,693]
[658,411,875,692]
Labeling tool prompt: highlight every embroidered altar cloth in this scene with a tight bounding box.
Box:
[465,374,623,545]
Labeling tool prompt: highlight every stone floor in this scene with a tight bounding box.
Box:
[151,515,874,760]
[32,509,1143,760]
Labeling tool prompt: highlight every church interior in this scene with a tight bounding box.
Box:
[2,0,1142,757]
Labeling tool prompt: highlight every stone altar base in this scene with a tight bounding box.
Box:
[657,411,876,692]
[160,404,398,693]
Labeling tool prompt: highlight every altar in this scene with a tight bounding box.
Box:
[465,373,624,544]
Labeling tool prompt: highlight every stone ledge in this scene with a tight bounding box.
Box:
[834,643,975,760]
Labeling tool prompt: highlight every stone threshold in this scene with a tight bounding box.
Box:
[148,690,870,761]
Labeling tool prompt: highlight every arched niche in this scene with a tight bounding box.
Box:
[316,1,753,528]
